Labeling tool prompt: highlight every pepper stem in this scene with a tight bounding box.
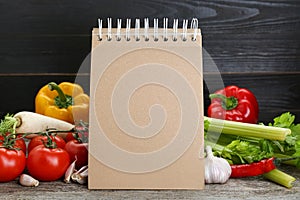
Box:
[48,82,73,109]
[209,94,238,110]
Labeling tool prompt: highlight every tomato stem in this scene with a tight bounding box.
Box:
[0,134,21,150]
[43,131,57,149]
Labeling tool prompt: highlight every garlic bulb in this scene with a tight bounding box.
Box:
[205,145,232,184]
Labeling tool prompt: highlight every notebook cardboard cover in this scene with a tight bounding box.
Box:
[88,28,204,189]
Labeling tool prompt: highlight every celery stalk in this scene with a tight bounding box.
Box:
[263,169,296,188]
[204,116,291,141]
[205,140,227,152]
[274,153,298,166]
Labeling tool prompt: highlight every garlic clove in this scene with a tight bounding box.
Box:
[19,174,39,187]
[78,168,88,178]
[205,145,232,184]
[71,166,88,184]
[71,173,87,185]
[75,165,88,174]
[64,159,77,183]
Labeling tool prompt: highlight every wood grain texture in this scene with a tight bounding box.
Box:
[0,0,299,122]
[0,165,299,200]
[0,0,299,73]
[0,73,299,123]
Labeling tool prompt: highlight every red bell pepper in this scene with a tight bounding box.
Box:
[207,85,259,124]
[230,157,276,178]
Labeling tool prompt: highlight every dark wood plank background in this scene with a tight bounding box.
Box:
[0,0,299,123]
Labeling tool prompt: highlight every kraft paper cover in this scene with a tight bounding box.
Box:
[88,28,204,189]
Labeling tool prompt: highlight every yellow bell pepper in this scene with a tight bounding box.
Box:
[35,82,89,124]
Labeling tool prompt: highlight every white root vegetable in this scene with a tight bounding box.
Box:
[14,111,74,138]
[19,174,39,187]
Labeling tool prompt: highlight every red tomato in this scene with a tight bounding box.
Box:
[28,135,66,152]
[65,126,88,143]
[15,135,27,153]
[0,148,26,182]
[65,140,88,169]
[0,135,26,153]
[27,145,70,181]
[65,132,76,143]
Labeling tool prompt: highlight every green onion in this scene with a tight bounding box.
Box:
[263,169,296,188]
[204,116,291,141]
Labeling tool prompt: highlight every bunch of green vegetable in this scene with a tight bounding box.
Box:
[266,113,300,167]
[204,112,300,188]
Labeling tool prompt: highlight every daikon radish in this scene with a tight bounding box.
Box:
[14,111,74,138]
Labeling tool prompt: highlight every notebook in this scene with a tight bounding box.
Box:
[88,18,204,189]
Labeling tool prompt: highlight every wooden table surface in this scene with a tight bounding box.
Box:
[1,165,299,200]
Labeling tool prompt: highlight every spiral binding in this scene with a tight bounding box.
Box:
[97,18,200,42]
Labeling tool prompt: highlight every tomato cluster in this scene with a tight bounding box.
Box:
[0,125,88,183]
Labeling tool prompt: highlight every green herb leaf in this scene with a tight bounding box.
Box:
[269,112,300,168]
[214,139,273,165]
[272,112,295,128]
[0,114,18,135]
[290,124,300,139]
